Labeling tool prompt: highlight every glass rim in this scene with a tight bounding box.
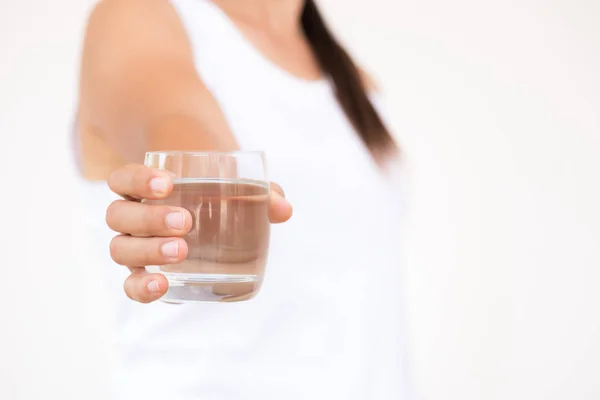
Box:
[145,150,265,157]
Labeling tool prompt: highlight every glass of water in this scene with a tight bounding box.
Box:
[143,151,270,303]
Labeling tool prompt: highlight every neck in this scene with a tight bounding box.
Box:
[214,0,306,35]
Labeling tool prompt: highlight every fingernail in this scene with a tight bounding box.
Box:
[147,280,161,294]
[166,212,185,230]
[150,177,169,194]
[161,240,179,258]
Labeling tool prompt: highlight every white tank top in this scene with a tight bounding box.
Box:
[77,1,411,398]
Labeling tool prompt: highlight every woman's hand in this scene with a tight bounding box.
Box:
[105,163,293,303]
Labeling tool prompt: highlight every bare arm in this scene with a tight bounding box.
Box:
[79,1,292,303]
[79,0,237,163]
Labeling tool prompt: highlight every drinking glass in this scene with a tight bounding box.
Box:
[143,151,270,303]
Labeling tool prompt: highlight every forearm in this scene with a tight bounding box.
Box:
[79,0,237,164]
[82,71,237,163]
[144,113,238,155]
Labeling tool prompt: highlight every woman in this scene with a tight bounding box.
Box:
[76,0,410,398]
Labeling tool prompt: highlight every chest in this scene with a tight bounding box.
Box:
[210,79,379,187]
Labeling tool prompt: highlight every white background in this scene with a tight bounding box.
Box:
[1,1,599,399]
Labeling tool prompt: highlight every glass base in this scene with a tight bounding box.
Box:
[160,272,262,303]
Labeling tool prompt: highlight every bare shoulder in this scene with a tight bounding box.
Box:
[83,0,191,60]
[87,0,181,27]
[80,0,200,106]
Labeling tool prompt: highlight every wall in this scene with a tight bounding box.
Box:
[1,1,599,399]
[0,1,109,399]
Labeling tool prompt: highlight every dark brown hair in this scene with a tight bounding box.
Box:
[301,0,397,160]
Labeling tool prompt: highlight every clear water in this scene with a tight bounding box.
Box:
[145,178,270,302]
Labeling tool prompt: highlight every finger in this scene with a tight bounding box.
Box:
[269,190,293,223]
[270,182,285,198]
[110,235,188,266]
[123,268,169,303]
[108,164,174,200]
[106,200,193,237]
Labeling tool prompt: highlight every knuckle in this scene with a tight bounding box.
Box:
[123,277,136,301]
[109,236,121,263]
[105,200,121,228]
[107,167,126,192]
[133,238,156,266]
[107,169,117,191]
[142,242,157,265]
[133,165,151,193]
[147,205,167,233]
